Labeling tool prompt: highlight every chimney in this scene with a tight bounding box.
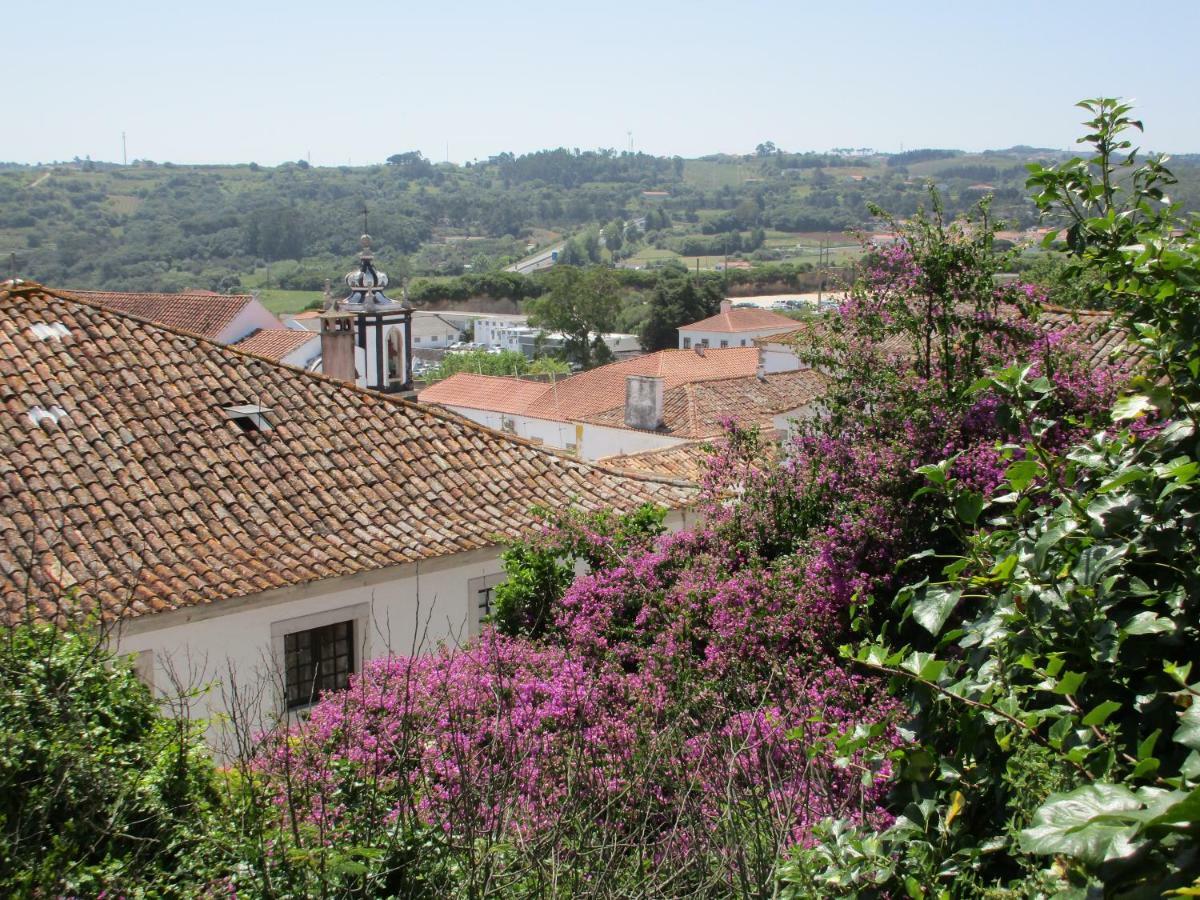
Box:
[625,374,664,431]
[720,299,732,314]
[319,309,357,383]
[756,346,767,381]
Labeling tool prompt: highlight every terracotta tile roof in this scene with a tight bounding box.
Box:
[603,438,780,483]
[65,289,261,340]
[754,305,1133,368]
[231,328,319,362]
[526,348,761,420]
[681,306,798,334]
[583,369,829,439]
[0,282,696,625]
[419,374,556,416]
[418,348,761,423]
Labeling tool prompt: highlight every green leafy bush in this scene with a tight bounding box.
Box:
[0,617,216,896]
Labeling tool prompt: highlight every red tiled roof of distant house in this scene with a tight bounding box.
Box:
[754,305,1136,370]
[231,328,318,362]
[418,374,556,416]
[0,281,696,625]
[525,348,763,420]
[681,306,798,334]
[582,368,829,439]
[419,348,763,423]
[63,289,259,340]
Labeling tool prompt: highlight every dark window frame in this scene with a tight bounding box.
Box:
[284,620,354,710]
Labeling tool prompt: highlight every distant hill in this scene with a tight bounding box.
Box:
[2,145,1197,296]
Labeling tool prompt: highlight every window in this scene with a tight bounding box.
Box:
[284,620,353,710]
[701,339,710,348]
[682,337,692,349]
[720,340,729,348]
[386,328,405,385]
[741,339,747,346]
[469,573,507,636]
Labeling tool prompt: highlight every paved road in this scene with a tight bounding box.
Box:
[505,243,563,274]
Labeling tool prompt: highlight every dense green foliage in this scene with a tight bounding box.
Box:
[781,99,1200,897]
[10,141,1200,295]
[423,349,569,383]
[639,270,724,350]
[0,620,215,896]
[526,266,622,368]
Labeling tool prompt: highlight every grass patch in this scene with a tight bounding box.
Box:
[255,289,322,315]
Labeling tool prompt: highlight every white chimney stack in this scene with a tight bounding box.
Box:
[720,299,732,314]
[625,374,664,430]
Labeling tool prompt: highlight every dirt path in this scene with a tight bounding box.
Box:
[26,172,50,189]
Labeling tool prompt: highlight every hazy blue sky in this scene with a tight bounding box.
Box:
[5,0,1198,165]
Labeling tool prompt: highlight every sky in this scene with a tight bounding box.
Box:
[4,0,1198,166]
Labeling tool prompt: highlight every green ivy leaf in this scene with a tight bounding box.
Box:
[954,492,985,525]
[911,586,962,636]
[1018,784,1144,865]
[1112,393,1153,421]
[1082,700,1122,727]
[1175,704,1200,751]
[1005,458,1040,492]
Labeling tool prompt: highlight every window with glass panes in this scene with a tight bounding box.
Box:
[284,620,353,710]
[477,583,497,618]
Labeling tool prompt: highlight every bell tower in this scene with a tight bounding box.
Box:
[319,234,413,393]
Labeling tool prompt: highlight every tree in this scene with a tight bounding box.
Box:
[526,266,621,369]
[0,616,215,894]
[639,271,723,351]
[581,228,602,263]
[558,238,588,266]
[755,141,778,157]
[604,219,624,253]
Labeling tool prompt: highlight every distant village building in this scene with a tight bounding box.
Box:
[69,288,282,344]
[677,300,798,350]
[418,348,826,462]
[0,279,695,747]
[231,327,322,368]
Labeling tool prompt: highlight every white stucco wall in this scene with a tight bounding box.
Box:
[218,300,285,344]
[678,325,795,350]
[114,545,505,751]
[434,405,685,461]
[279,337,322,369]
[759,341,804,373]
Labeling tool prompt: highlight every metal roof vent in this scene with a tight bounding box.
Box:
[222,403,274,433]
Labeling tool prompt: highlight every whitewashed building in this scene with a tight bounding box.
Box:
[419,347,827,462]
[678,300,798,350]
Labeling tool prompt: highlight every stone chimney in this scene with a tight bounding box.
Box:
[319,308,357,382]
[625,374,664,431]
[756,346,767,381]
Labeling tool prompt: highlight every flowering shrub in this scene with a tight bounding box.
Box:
[250,125,1136,898]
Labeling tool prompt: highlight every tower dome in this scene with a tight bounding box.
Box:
[341,234,410,310]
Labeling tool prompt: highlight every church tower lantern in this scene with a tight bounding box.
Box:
[319,234,413,393]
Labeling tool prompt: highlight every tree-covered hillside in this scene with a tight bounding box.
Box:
[6,144,1198,296]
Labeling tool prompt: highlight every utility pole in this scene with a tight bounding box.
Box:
[122,131,127,166]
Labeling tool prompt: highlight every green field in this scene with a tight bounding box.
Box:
[255,289,322,315]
